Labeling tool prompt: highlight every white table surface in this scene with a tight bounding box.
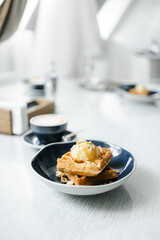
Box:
[0,79,160,240]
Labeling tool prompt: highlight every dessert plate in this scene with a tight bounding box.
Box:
[23,130,75,149]
[31,140,135,195]
[117,86,160,103]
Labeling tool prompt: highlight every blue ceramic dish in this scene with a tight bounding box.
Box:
[31,140,135,195]
[23,130,75,149]
[120,84,158,95]
[32,84,44,90]
[120,84,136,91]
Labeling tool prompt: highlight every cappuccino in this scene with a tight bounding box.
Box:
[30,114,67,127]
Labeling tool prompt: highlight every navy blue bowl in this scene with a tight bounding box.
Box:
[30,114,67,144]
[120,84,158,95]
[120,84,136,91]
[31,140,135,183]
[32,84,44,90]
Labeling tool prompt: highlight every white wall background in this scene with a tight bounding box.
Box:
[30,0,102,78]
[0,0,160,82]
[103,0,160,82]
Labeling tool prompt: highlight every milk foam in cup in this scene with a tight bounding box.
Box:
[30,114,68,143]
[30,114,67,127]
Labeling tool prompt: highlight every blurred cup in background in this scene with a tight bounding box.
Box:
[81,56,108,90]
[45,61,57,101]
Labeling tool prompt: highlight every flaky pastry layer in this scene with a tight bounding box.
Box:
[57,146,112,177]
[129,88,150,95]
[56,166,118,185]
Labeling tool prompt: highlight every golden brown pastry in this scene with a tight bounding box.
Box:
[57,141,113,177]
[57,166,118,185]
[129,84,150,95]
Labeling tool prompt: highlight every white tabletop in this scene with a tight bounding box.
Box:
[0,79,160,240]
